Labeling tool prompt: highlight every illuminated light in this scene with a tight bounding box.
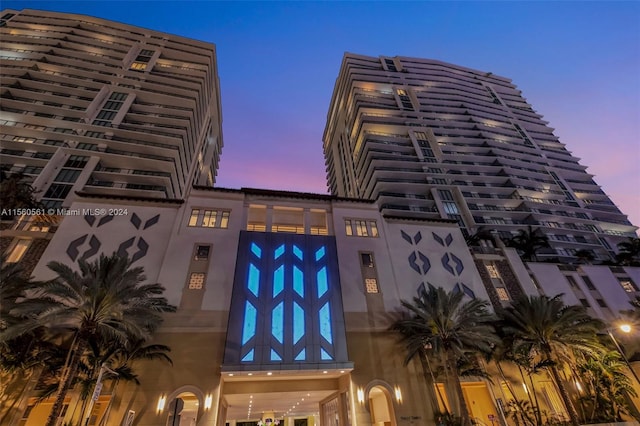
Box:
[204,394,213,410]
[357,388,365,404]
[620,324,632,333]
[340,370,345,374]
[575,381,583,392]
[228,373,234,376]
[267,372,273,376]
[394,386,403,404]
[248,373,253,376]
[323,370,328,374]
[156,395,166,413]
[522,383,528,394]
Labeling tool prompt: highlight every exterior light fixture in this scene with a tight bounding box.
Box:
[620,323,632,333]
[394,386,403,404]
[204,394,213,410]
[156,395,166,413]
[357,388,365,404]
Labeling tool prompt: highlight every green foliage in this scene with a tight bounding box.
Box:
[576,350,638,422]
[504,226,550,261]
[616,237,640,266]
[0,253,176,426]
[0,170,42,219]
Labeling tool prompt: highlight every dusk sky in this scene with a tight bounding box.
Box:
[4,1,640,230]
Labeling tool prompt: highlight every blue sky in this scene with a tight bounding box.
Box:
[3,1,639,228]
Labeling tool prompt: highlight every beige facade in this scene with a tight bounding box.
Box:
[0,9,223,206]
[323,53,637,263]
[3,187,638,426]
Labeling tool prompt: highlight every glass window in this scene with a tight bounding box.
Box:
[619,278,639,293]
[220,211,229,229]
[195,245,210,260]
[188,273,205,290]
[496,287,510,301]
[365,278,379,294]
[202,210,217,228]
[344,219,353,236]
[486,264,500,279]
[581,276,596,290]
[360,252,375,268]
[188,209,200,227]
[7,239,30,263]
[369,221,379,237]
[355,220,368,237]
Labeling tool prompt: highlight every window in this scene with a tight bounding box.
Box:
[64,155,88,169]
[565,275,578,288]
[579,298,591,308]
[595,299,607,308]
[54,169,81,183]
[618,278,639,293]
[44,183,72,199]
[345,220,353,236]
[7,239,30,263]
[486,264,500,279]
[195,245,210,260]
[187,209,230,229]
[365,278,379,294]
[202,210,217,227]
[369,221,379,237]
[355,220,368,237]
[188,209,199,227]
[360,253,375,268]
[188,273,205,289]
[581,276,596,290]
[496,287,510,301]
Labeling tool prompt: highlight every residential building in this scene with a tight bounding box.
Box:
[323,53,637,262]
[0,9,223,208]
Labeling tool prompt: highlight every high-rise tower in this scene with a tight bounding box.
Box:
[323,53,637,262]
[0,9,223,208]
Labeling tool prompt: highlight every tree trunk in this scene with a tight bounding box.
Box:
[447,350,471,426]
[419,351,441,414]
[45,337,87,426]
[547,361,580,426]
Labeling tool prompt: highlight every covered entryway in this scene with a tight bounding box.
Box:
[368,386,396,426]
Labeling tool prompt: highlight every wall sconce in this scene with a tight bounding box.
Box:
[357,388,365,404]
[394,386,403,404]
[157,394,166,413]
[204,394,213,410]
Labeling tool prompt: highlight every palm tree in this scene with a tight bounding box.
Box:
[0,170,42,220]
[391,284,498,426]
[498,294,603,426]
[576,350,638,422]
[616,237,640,266]
[2,253,176,426]
[505,226,550,261]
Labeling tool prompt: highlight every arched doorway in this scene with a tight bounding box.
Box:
[368,386,396,426]
[166,392,200,426]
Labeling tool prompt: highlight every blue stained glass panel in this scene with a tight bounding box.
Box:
[293,265,304,297]
[241,349,254,362]
[319,302,333,344]
[321,348,333,360]
[317,266,328,298]
[272,301,284,343]
[315,246,326,261]
[271,349,282,361]
[251,242,262,258]
[293,302,305,344]
[248,264,260,297]
[294,348,306,361]
[242,301,257,344]
[273,265,284,297]
[293,245,303,260]
[274,244,285,259]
